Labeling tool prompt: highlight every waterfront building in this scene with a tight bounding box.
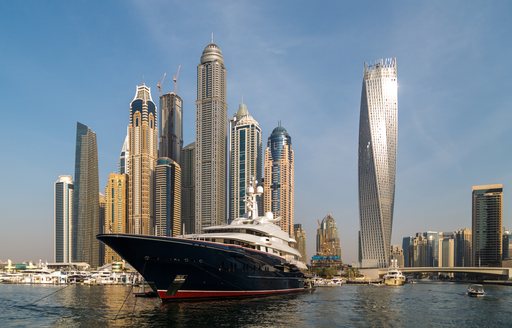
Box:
[128,85,158,235]
[229,103,262,222]
[104,173,128,264]
[402,232,441,268]
[263,124,294,236]
[181,142,195,234]
[438,233,455,268]
[402,236,413,267]
[455,228,472,267]
[390,245,404,268]
[425,231,440,267]
[316,214,342,259]
[312,215,342,271]
[155,157,182,237]
[156,84,183,237]
[159,92,183,163]
[412,234,429,267]
[54,175,73,263]
[195,41,227,233]
[472,184,503,267]
[358,58,398,268]
[294,223,307,263]
[72,122,100,267]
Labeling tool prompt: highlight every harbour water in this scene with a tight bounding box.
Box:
[2,282,512,327]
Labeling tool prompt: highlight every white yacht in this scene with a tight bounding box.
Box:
[383,259,406,286]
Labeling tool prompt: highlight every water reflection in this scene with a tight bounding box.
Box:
[353,285,399,327]
[2,283,512,327]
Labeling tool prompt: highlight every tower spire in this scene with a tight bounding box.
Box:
[211,32,214,43]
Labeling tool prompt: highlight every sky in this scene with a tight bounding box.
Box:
[1,0,512,264]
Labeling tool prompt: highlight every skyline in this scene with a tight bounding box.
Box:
[1,1,512,264]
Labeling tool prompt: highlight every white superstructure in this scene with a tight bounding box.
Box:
[383,259,405,286]
[184,178,307,270]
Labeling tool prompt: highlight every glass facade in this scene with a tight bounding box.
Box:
[181,142,195,234]
[358,58,398,268]
[472,184,503,267]
[73,122,100,267]
[54,176,73,263]
[229,104,262,222]
[455,228,472,267]
[155,157,181,237]
[159,92,183,163]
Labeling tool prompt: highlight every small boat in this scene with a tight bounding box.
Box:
[383,259,406,286]
[467,284,485,297]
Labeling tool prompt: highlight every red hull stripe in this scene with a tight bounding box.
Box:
[157,288,305,299]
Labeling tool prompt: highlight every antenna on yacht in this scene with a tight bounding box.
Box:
[245,176,263,221]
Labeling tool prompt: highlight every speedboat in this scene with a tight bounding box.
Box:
[467,284,485,297]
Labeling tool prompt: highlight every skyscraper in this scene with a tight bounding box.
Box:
[472,184,503,267]
[104,173,128,264]
[263,124,294,236]
[128,85,158,235]
[155,158,181,237]
[315,214,342,259]
[156,86,183,237]
[358,58,398,268]
[294,223,307,263]
[195,42,227,232]
[181,142,195,234]
[159,92,183,163]
[229,103,262,222]
[438,233,455,268]
[402,236,413,267]
[455,228,472,267]
[73,122,100,267]
[425,231,440,267]
[54,175,73,263]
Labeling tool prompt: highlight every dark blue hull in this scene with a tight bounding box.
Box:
[97,234,305,300]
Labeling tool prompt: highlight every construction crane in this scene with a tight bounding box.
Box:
[157,72,167,95]
[173,65,181,94]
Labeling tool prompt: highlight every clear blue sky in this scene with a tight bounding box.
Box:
[1,0,511,264]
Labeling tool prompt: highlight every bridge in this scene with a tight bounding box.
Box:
[377,267,512,279]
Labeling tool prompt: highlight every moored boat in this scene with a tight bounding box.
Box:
[383,259,406,286]
[98,179,308,301]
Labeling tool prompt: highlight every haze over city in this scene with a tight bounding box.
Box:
[1,0,511,264]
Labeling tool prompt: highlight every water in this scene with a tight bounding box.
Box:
[1,282,511,327]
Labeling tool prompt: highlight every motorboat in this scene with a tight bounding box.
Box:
[467,284,485,297]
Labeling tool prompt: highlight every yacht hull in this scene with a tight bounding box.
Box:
[97,234,305,301]
[384,277,406,286]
